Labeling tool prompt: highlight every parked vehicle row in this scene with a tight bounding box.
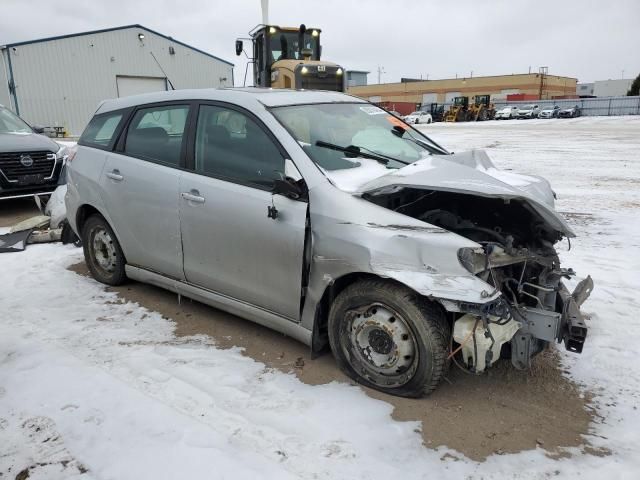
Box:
[495,104,582,120]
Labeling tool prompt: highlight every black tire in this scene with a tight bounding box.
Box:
[328,279,449,398]
[82,214,127,286]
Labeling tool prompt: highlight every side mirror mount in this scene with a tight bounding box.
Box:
[284,158,303,182]
[273,178,303,200]
[235,40,243,56]
[32,125,45,134]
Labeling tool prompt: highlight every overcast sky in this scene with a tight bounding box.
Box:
[1,0,638,85]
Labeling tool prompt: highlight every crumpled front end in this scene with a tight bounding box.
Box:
[341,150,595,372]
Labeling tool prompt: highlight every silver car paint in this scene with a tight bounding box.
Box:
[66,88,569,348]
[100,152,184,280]
[178,170,308,321]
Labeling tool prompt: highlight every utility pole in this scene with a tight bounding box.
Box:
[539,66,548,99]
[377,66,386,84]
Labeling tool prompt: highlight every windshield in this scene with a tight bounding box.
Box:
[409,111,421,116]
[271,103,447,172]
[269,31,319,61]
[520,105,535,110]
[0,107,32,134]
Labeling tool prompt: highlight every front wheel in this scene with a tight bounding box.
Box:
[328,279,449,398]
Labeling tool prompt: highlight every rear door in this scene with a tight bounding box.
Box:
[179,103,307,321]
[99,102,191,280]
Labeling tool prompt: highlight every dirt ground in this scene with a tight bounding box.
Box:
[0,198,40,227]
[65,259,598,462]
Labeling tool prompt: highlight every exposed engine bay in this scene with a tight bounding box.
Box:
[363,187,594,373]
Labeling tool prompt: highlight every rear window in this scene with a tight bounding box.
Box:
[79,112,125,149]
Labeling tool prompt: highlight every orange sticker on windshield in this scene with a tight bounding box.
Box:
[386,115,406,128]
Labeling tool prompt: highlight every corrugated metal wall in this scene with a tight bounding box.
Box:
[6,27,233,135]
[419,96,640,117]
[0,51,11,108]
[492,96,640,116]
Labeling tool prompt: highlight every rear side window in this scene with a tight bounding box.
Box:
[124,105,189,166]
[79,112,124,149]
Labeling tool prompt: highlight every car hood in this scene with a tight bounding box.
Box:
[354,149,574,237]
[0,132,60,153]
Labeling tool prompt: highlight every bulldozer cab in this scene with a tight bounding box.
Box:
[453,96,469,108]
[474,94,491,106]
[236,24,345,92]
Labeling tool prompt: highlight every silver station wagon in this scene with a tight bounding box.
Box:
[66,88,593,397]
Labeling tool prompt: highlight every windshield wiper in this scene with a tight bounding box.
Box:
[391,126,449,155]
[315,140,410,166]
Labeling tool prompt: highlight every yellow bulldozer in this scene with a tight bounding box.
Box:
[467,94,496,121]
[236,24,345,91]
[443,96,469,122]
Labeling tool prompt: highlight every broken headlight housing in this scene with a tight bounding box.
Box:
[457,247,487,275]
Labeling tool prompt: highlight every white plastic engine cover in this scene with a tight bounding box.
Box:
[453,314,521,372]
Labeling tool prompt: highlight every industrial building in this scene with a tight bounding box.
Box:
[346,70,369,87]
[577,79,635,98]
[348,72,577,109]
[592,78,634,97]
[0,25,234,135]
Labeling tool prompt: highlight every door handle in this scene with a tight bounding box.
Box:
[181,190,205,204]
[106,169,124,181]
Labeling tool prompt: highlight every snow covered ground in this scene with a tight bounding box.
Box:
[1,116,639,479]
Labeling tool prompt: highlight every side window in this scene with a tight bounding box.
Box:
[194,105,285,188]
[79,112,124,149]
[124,105,189,166]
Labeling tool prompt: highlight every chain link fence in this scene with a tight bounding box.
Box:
[425,96,640,117]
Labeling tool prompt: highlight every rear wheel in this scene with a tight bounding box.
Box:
[82,214,127,286]
[328,279,449,397]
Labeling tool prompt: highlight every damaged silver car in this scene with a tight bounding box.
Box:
[66,88,593,397]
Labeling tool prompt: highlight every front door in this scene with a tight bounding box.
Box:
[179,103,307,321]
[100,103,190,280]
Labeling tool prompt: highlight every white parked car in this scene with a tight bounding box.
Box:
[404,111,433,124]
[495,106,518,120]
[516,104,540,119]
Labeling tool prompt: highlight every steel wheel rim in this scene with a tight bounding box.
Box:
[343,303,418,387]
[91,228,117,274]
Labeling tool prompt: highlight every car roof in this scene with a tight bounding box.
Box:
[95,87,366,115]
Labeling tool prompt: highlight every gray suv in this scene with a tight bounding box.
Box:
[0,104,67,199]
[66,88,592,397]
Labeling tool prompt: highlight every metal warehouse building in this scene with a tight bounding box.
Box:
[0,25,234,136]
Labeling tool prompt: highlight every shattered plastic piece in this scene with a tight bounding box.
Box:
[0,229,32,253]
[453,314,521,372]
[9,215,51,233]
[28,229,63,244]
[44,185,68,229]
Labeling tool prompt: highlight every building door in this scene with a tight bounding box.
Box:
[422,93,438,104]
[116,76,167,98]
